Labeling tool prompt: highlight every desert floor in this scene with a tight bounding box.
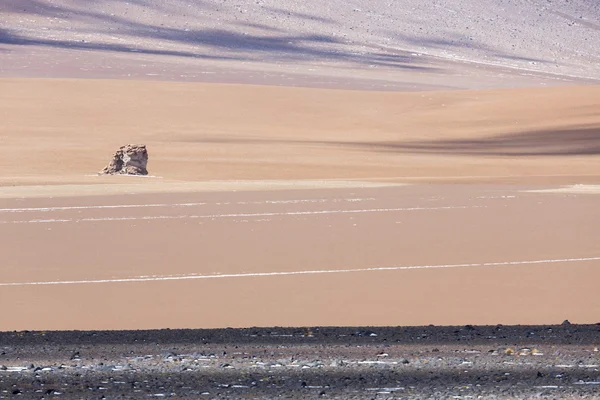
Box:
[1,2,600,399]
[1,77,600,331]
[0,183,600,331]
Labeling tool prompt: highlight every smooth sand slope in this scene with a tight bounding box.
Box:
[1,79,600,190]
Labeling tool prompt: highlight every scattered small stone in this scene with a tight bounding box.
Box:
[517,348,532,356]
[353,330,377,337]
[301,361,324,369]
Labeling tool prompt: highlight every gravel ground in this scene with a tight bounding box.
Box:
[2,324,599,399]
[1,0,599,84]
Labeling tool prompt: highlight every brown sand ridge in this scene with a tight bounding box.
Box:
[1,79,600,189]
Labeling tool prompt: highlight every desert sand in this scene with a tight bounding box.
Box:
[1,184,599,331]
[1,79,600,189]
[1,77,600,330]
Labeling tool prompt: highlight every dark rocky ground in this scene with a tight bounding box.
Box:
[1,323,599,399]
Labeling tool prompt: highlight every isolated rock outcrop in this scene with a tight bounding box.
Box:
[100,144,148,175]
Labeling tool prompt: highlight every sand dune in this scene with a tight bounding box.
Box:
[1,79,599,187]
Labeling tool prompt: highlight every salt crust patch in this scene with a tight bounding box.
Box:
[0,180,406,198]
[525,184,600,194]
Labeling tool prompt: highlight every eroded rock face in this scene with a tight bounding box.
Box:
[101,144,148,175]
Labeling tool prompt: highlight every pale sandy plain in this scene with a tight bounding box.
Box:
[0,0,600,331]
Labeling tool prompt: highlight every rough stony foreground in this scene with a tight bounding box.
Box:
[1,324,599,399]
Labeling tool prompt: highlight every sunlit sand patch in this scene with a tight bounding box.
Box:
[525,184,600,194]
[0,180,406,199]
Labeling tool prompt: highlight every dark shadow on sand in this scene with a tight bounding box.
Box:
[180,125,600,158]
[330,125,600,157]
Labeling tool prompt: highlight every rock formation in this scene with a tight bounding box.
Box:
[100,144,148,175]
